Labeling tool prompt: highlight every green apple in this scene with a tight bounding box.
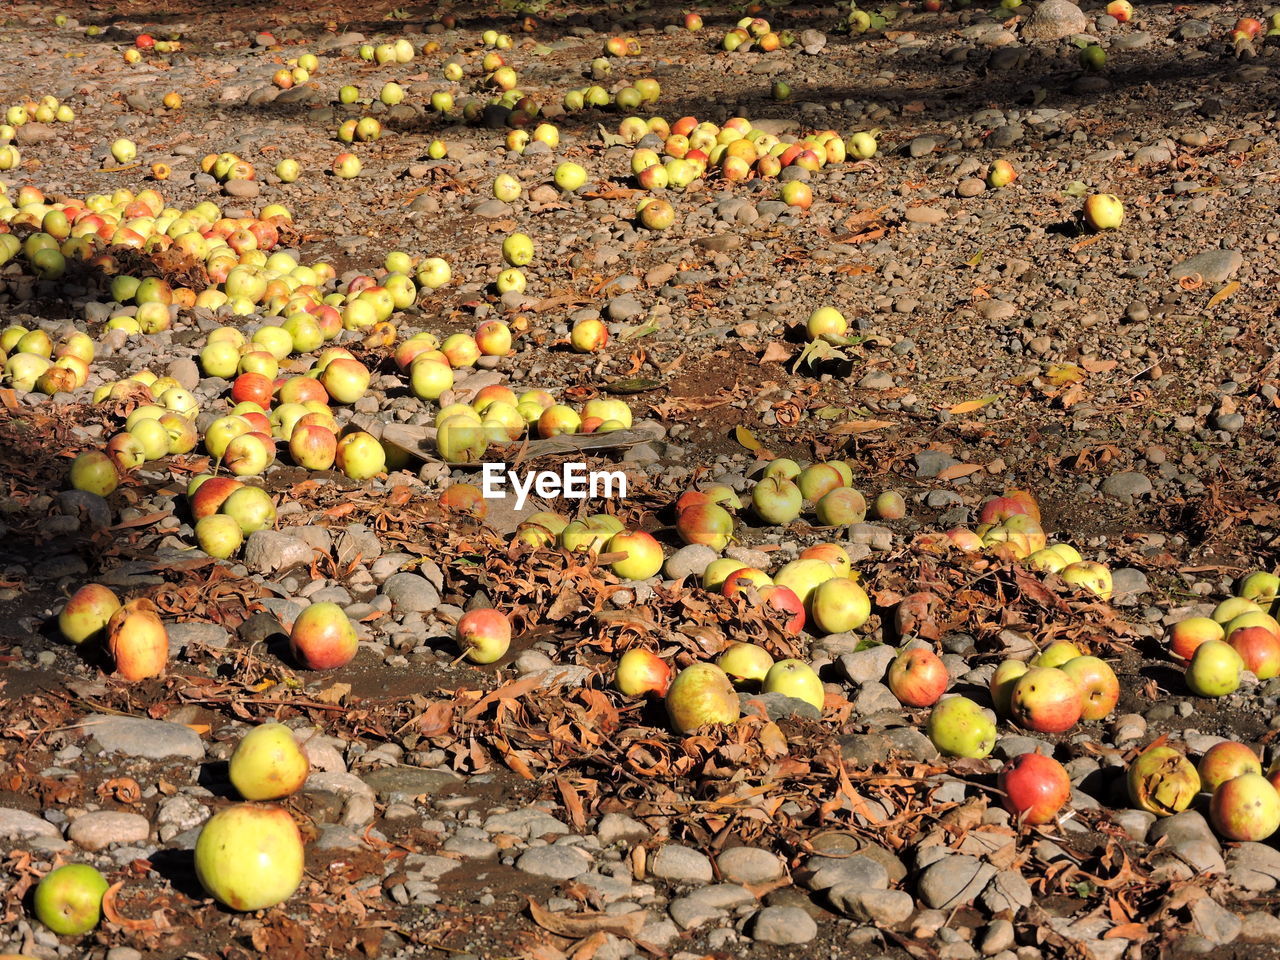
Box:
[926,695,996,758]
[33,864,109,935]
[762,659,824,711]
[1186,639,1243,697]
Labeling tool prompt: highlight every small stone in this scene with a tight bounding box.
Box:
[904,206,946,225]
[1170,250,1243,286]
[1110,568,1150,605]
[650,843,713,883]
[915,450,961,478]
[828,887,914,925]
[664,544,718,581]
[598,812,648,845]
[839,644,896,685]
[739,691,821,721]
[918,855,997,910]
[957,178,986,198]
[717,847,784,885]
[982,919,1016,955]
[751,905,817,945]
[0,807,61,841]
[1100,472,1152,501]
[1022,0,1088,40]
[68,811,150,851]
[243,530,312,574]
[980,870,1033,914]
[80,715,204,760]
[516,845,594,880]
[1190,896,1241,945]
[381,573,441,613]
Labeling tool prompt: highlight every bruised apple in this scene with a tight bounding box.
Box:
[58,583,121,645]
[1128,745,1200,816]
[1198,740,1262,793]
[926,696,996,758]
[1209,773,1280,842]
[107,598,168,681]
[666,663,740,734]
[1059,656,1119,721]
[229,722,310,800]
[194,804,304,910]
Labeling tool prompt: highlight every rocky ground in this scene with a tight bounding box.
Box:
[1,0,1280,958]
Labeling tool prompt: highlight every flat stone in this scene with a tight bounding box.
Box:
[1100,471,1152,500]
[828,887,914,925]
[68,811,150,851]
[717,847,784,885]
[243,530,312,574]
[360,766,460,804]
[915,450,961,478]
[651,843,713,883]
[0,807,61,841]
[664,544,718,580]
[839,644,896,685]
[980,869,1033,914]
[739,691,821,721]
[751,905,817,945]
[1170,250,1242,286]
[1021,0,1087,40]
[516,845,594,880]
[598,812,648,845]
[380,573,441,613]
[1190,896,1241,945]
[917,854,997,910]
[1110,568,1150,605]
[483,808,569,839]
[669,884,754,929]
[166,621,232,652]
[904,206,946,225]
[802,854,889,892]
[80,715,204,760]
[1241,911,1280,943]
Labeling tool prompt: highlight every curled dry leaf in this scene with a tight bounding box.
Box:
[527,898,647,939]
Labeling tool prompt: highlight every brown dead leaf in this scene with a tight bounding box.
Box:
[528,899,647,939]
[830,419,896,435]
[935,463,984,482]
[759,341,791,364]
[314,683,351,705]
[1207,280,1240,308]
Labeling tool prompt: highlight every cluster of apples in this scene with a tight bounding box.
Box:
[57,583,168,681]
[271,51,320,89]
[927,641,1119,761]
[931,490,1115,601]
[0,325,94,396]
[1229,14,1280,41]
[1,94,74,134]
[1128,740,1280,841]
[719,15,795,52]
[184,474,278,558]
[435,388,634,464]
[626,114,878,197]
[562,75,661,115]
[357,37,419,64]
[1167,571,1280,696]
[200,150,256,184]
[123,31,182,60]
[73,379,200,490]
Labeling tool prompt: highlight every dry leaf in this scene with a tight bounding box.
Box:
[935,463,983,481]
[830,419,896,435]
[314,683,351,705]
[1207,280,1240,308]
[759,341,792,364]
[735,425,762,451]
[528,899,647,939]
[948,395,1000,415]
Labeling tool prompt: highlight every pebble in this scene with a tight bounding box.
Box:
[516,845,594,880]
[663,544,717,580]
[650,843,714,883]
[68,811,150,851]
[380,573,441,613]
[1100,472,1153,501]
[1021,0,1087,40]
[905,206,947,225]
[751,905,817,945]
[80,715,204,760]
[243,530,312,573]
[0,807,61,841]
[917,854,997,910]
[717,846,784,885]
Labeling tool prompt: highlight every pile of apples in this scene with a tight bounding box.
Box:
[1,94,75,133]
[719,16,795,53]
[1,325,94,396]
[561,74,660,115]
[1128,740,1280,842]
[624,115,879,195]
[1167,570,1280,696]
[272,51,319,89]
[356,37,418,64]
[58,584,168,681]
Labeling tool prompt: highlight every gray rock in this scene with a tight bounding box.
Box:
[917,854,997,910]
[1241,911,1280,943]
[361,767,459,804]
[381,572,441,613]
[884,726,940,761]
[840,644,896,685]
[799,28,827,55]
[80,714,204,760]
[664,544,718,580]
[1190,896,1241,945]
[739,691,821,721]
[980,869,1033,913]
[854,682,902,715]
[516,845,594,880]
[669,884,754,929]
[303,772,377,826]
[598,812,648,845]
[1227,842,1280,892]
[166,621,232,652]
[717,847,784,885]
[982,918,1016,955]
[803,853,889,892]
[243,530,312,573]
[68,811,150,851]
[156,794,209,842]
[751,905,817,945]
[994,735,1052,760]
[828,887,914,925]
[651,843,713,883]
[1170,250,1242,286]
[484,808,569,839]
[1022,0,1087,40]
[0,807,61,841]
[1110,568,1150,605]
[1111,809,1156,842]
[915,450,961,478]
[1100,471,1152,500]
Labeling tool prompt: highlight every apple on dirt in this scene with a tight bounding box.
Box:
[1209,773,1280,842]
[926,695,996,758]
[761,659,824,712]
[58,583,121,645]
[229,723,310,800]
[195,804,305,911]
[290,601,359,670]
[457,608,511,664]
[33,863,110,935]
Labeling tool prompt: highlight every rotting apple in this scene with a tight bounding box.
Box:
[1209,773,1280,842]
[1128,744,1200,816]
[107,598,168,681]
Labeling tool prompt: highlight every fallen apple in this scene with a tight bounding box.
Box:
[887,646,949,707]
[229,722,310,800]
[33,863,109,936]
[194,804,304,910]
[762,659,824,711]
[717,642,774,687]
[457,608,511,664]
[59,583,122,645]
[809,577,871,635]
[1059,655,1119,721]
[614,648,671,696]
[926,695,996,758]
[290,602,358,670]
[1009,667,1082,734]
[1128,744,1200,816]
[1209,773,1280,842]
[1186,639,1243,697]
[1198,741,1262,793]
[1000,751,1071,825]
[666,663,740,734]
